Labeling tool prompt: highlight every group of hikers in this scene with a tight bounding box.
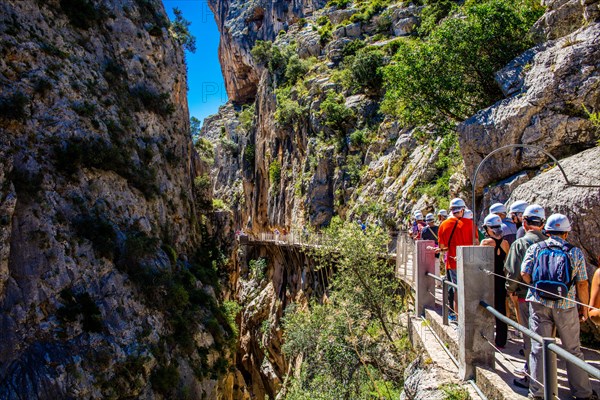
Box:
[411,198,600,400]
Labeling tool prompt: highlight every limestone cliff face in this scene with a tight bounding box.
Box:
[0,0,243,398]
[208,0,327,102]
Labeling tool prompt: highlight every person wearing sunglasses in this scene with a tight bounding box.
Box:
[481,213,510,348]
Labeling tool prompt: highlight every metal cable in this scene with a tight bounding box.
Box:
[480,334,544,388]
[421,316,487,400]
[479,267,600,312]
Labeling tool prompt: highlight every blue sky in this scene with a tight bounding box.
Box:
[165,0,227,126]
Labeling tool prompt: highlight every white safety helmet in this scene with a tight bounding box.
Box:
[483,214,503,227]
[464,209,473,219]
[414,211,424,220]
[490,202,507,214]
[449,198,466,210]
[509,200,529,215]
[523,204,545,221]
[425,213,435,222]
[544,213,571,232]
[438,209,448,217]
[413,210,422,217]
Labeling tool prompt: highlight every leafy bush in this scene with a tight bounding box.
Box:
[0,91,29,121]
[238,104,255,132]
[194,174,211,191]
[342,39,366,59]
[351,49,385,92]
[194,138,214,164]
[418,0,458,35]
[285,54,309,86]
[282,221,412,398]
[381,0,544,126]
[212,198,229,210]
[251,40,273,65]
[243,144,255,166]
[249,258,267,280]
[269,160,282,187]
[316,15,330,26]
[274,86,307,127]
[349,128,368,147]
[319,92,354,135]
[318,21,333,46]
[327,0,352,8]
[71,100,97,117]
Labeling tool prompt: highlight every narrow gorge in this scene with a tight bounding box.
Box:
[0,0,599,398]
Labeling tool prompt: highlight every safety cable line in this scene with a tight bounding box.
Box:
[480,334,544,389]
[478,267,600,312]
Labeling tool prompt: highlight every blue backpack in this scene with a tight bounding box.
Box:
[532,241,574,301]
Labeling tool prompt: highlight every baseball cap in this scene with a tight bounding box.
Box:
[544,213,571,232]
[490,202,507,214]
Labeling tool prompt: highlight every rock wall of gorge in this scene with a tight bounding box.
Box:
[0,0,244,398]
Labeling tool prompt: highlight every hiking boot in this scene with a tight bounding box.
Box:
[513,377,529,389]
[448,313,457,324]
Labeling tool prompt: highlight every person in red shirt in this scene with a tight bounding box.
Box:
[437,198,474,320]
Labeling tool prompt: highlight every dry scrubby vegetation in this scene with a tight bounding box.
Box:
[251,0,544,208]
[281,220,413,398]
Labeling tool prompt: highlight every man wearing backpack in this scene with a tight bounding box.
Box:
[504,204,547,389]
[521,214,595,400]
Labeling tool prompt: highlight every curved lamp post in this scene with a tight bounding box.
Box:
[470,144,600,245]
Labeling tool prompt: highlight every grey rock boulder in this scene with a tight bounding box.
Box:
[458,22,600,193]
[507,146,600,265]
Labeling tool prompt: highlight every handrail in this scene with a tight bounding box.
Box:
[479,300,600,381]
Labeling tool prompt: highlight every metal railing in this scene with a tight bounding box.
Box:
[396,233,414,284]
[480,300,600,400]
[427,273,458,326]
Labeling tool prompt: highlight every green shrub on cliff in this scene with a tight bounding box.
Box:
[319,92,354,135]
[350,48,385,93]
[274,86,307,128]
[381,0,544,126]
[281,220,412,398]
[269,160,282,187]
